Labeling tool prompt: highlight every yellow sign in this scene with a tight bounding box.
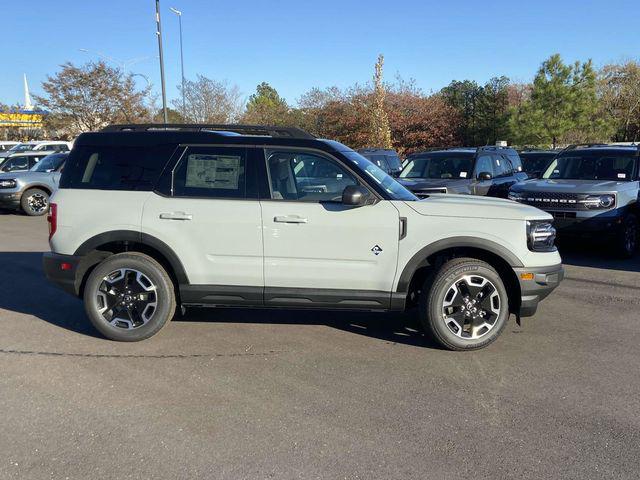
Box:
[0,111,44,128]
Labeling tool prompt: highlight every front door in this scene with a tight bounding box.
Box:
[142,146,264,304]
[259,148,400,308]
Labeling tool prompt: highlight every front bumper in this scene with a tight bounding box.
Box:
[0,191,21,209]
[549,212,625,236]
[513,264,564,317]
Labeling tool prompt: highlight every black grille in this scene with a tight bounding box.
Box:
[413,187,447,198]
[519,192,582,210]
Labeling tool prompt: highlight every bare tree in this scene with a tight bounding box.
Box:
[599,61,640,142]
[175,75,242,123]
[34,61,151,137]
[368,54,393,149]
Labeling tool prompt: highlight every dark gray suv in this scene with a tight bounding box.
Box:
[509,144,639,257]
[398,146,526,199]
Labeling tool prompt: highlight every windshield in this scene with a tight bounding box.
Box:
[400,153,475,180]
[543,151,637,181]
[9,143,37,152]
[31,154,66,172]
[521,153,555,173]
[342,151,417,201]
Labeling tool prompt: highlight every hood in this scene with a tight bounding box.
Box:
[398,177,471,192]
[513,178,629,193]
[0,170,51,181]
[406,194,550,221]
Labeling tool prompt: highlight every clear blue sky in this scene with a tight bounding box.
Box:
[3,0,639,107]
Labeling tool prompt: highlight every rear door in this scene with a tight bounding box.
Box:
[259,147,400,308]
[142,146,264,301]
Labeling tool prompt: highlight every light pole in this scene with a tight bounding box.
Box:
[155,0,168,123]
[170,7,186,117]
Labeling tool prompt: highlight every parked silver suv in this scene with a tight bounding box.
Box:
[509,144,639,257]
[0,152,67,215]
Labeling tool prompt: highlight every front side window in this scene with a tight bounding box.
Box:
[474,155,494,177]
[266,150,357,202]
[400,153,475,180]
[543,151,637,181]
[3,156,29,171]
[173,147,246,198]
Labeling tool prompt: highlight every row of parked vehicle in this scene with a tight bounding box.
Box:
[359,144,639,257]
[0,140,72,215]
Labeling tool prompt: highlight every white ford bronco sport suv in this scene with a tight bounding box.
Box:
[43,124,563,350]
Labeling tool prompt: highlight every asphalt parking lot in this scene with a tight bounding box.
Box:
[1,213,639,480]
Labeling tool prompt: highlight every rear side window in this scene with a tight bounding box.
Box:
[60,145,176,190]
[172,147,247,199]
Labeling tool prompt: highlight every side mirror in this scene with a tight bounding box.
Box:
[477,171,493,181]
[342,185,371,207]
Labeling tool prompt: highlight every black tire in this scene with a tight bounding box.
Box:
[20,188,49,216]
[616,214,638,259]
[419,257,510,351]
[83,252,176,341]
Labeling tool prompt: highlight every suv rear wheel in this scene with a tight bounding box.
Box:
[83,252,176,341]
[419,258,509,351]
[617,214,638,258]
[20,188,49,216]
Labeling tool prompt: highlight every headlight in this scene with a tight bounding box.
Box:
[580,194,616,209]
[0,179,17,189]
[527,220,556,252]
[508,191,524,201]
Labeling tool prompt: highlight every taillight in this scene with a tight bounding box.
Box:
[48,203,57,240]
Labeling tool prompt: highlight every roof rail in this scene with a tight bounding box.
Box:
[563,143,610,150]
[101,123,316,139]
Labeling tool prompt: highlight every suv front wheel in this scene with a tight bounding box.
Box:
[419,258,509,351]
[83,252,176,341]
[20,188,50,216]
[617,214,638,258]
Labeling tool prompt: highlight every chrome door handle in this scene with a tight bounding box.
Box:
[159,212,193,221]
[274,215,308,224]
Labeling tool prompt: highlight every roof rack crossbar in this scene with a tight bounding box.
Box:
[101,123,316,139]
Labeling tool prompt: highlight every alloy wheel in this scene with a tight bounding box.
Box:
[96,268,158,330]
[441,274,501,340]
[27,193,48,214]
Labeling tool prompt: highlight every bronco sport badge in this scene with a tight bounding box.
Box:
[371,245,383,255]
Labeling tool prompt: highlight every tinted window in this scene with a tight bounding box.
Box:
[544,151,637,181]
[400,153,474,180]
[2,156,29,171]
[60,145,176,190]
[474,154,494,177]
[520,152,555,174]
[493,154,513,177]
[173,147,246,199]
[506,152,522,172]
[266,150,357,202]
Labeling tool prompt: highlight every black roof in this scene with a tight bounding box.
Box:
[74,124,346,154]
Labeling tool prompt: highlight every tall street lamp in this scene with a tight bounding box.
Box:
[170,7,186,117]
[155,0,168,123]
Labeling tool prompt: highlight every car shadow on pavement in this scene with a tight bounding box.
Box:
[0,251,439,348]
[558,242,640,273]
[0,251,101,337]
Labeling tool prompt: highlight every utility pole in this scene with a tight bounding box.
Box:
[155,0,168,123]
[170,7,186,117]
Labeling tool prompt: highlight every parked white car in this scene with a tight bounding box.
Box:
[0,140,72,159]
[43,124,563,350]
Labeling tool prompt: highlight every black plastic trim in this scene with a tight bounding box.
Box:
[264,287,390,310]
[74,230,189,284]
[180,285,263,306]
[396,237,524,293]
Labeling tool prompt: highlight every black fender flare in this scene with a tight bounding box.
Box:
[74,230,189,284]
[395,236,524,293]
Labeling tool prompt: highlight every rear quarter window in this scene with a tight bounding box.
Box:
[60,145,176,190]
